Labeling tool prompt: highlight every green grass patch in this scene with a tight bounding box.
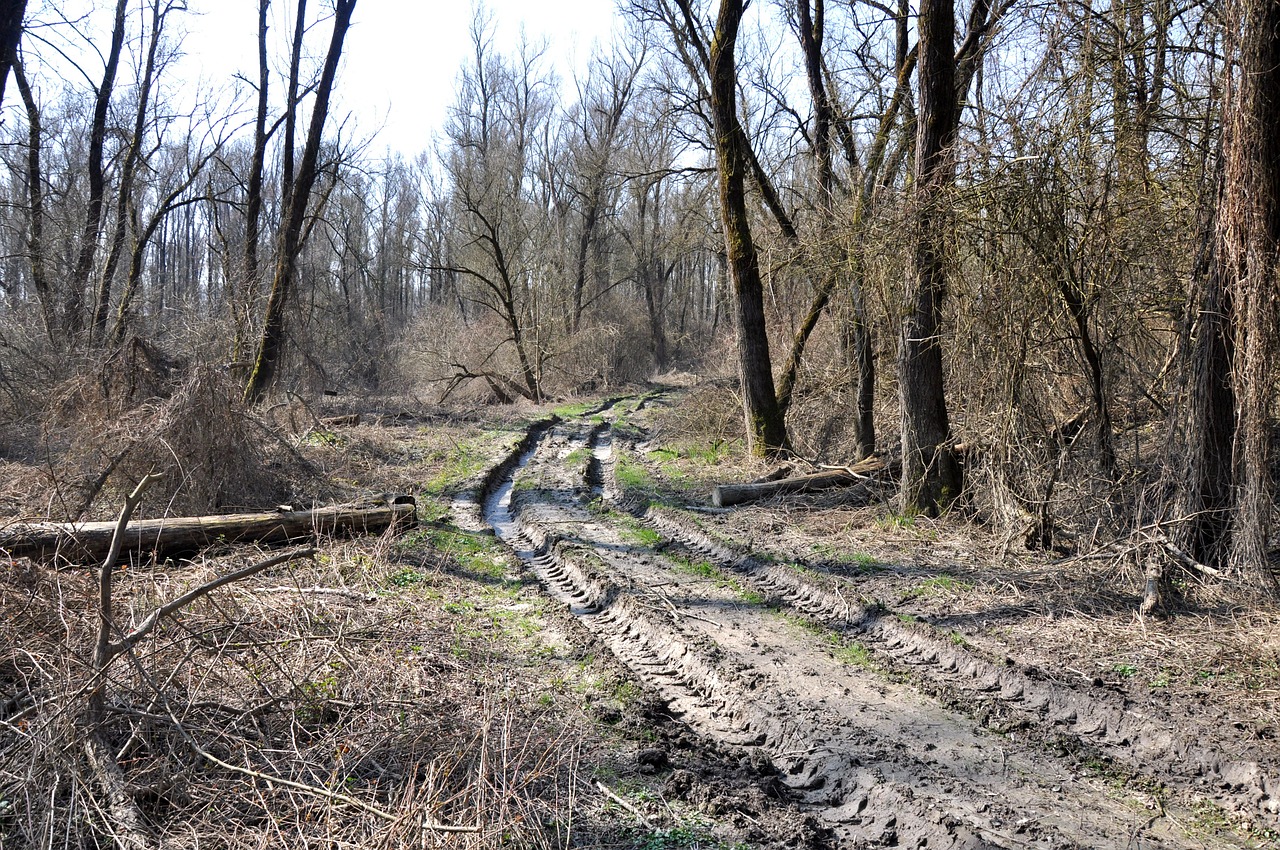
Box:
[564,447,592,467]
[811,544,884,573]
[668,554,720,581]
[398,525,507,579]
[910,574,975,596]
[617,516,663,548]
[552,400,598,418]
[417,497,451,524]
[387,567,430,588]
[300,429,343,447]
[617,456,659,494]
[627,822,748,850]
[665,552,763,603]
[834,640,873,667]
[777,611,874,668]
[420,442,490,496]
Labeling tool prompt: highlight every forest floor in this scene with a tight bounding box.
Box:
[3,381,1279,849]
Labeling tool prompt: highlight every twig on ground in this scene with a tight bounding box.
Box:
[596,779,654,829]
[167,707,480,833]
[105,547,318,666]
[240,584,375,602]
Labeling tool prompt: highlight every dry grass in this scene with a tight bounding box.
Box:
[0,531,604,849]
[1,401,738,849]
[2,354,322,524]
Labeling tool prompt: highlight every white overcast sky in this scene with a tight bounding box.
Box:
[178,0,624,156]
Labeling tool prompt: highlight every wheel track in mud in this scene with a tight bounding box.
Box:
[591,421,1280,836]
[463,402,1271,849]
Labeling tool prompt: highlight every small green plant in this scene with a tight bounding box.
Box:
[876,511,917,531]
[388,567,429,587]
[1112,663,1138,678]
[1149,669,1172,688]
[1187,800,1235,839]
[300,429,343,447]
[835,640,873,667]
[950,631,971,648]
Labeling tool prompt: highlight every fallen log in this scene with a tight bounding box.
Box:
[711,457,890,508]
[0,495,417,565]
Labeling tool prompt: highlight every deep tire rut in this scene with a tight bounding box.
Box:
[471,407,1270,848]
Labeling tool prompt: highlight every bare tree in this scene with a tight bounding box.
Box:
[244,0,358,403]
[1216,0,1280,592]
[899,0,962,514]
[566,47,641,333]
[91,0,179,344]
[434,17,555,401]
[65,0,128,339]
[0,0,26,109]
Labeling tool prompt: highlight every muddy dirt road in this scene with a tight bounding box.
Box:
[456,397,1279,849]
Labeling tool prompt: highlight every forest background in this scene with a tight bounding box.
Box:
[0,0,1276,609]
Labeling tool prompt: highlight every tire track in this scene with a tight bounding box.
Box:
[595,423,1280,837]
[473,410,1253,848]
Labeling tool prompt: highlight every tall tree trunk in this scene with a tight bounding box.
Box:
[237,0,271,359]
[706,0,788,457]
[13,58,52,339]
[1220,0,1280,592]
[840,264,876,459]
[66,0,127,340]
[1168,204,1235,571]
[281,0,307,209]
[244,0,357,403]
[92,0,167,344]
[0,0,26,110]
[899,0,962,515]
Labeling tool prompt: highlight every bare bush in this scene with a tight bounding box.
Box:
[0,539,587,849]
[17,349,313,522]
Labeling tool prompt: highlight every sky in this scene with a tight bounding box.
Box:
[177,0,625,156]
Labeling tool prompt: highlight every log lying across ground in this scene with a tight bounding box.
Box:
[0,496,417,565]
[711,457,892,508]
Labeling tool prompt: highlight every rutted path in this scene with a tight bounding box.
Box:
[469,401,1274,848]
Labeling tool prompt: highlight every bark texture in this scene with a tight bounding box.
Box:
[1219,0,1280,592]
[898,0,962,515]
[245,0,357,403]
[707,0,789,457]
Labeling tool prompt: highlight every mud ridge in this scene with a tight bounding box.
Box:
[601,431,1279,830]
[498,427,1024,846]
[483,414,1233,848]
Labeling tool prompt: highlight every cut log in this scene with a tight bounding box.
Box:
[711,457,890,508]
[0,496,416,565]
